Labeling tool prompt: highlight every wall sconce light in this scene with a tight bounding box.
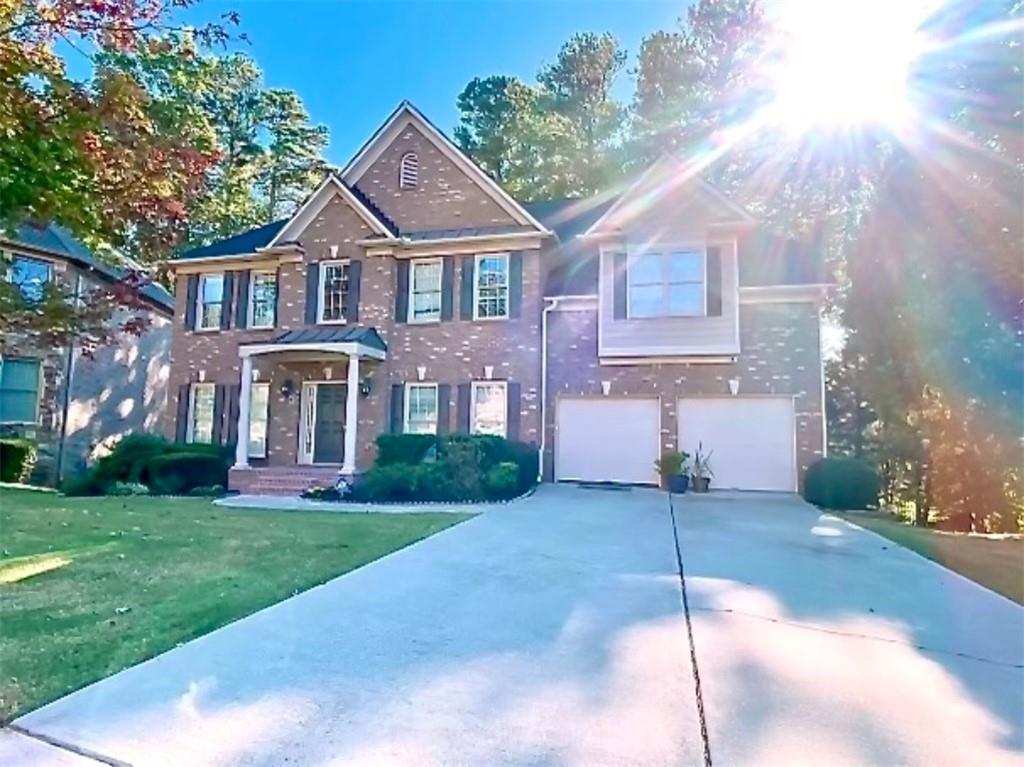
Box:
[484,365,494,380]
[280,379,297,401]
[728,378,740,396]
[416,365,427,381]
[359,376,373,398]
[601,380,612,396]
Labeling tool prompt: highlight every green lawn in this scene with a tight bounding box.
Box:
[838,511,1024,605]
[0,487,470,720]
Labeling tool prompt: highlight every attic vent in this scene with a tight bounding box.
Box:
[399,151,419,189]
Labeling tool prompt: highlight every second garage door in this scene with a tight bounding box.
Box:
[556,398,660,485]
[677,397,797,492]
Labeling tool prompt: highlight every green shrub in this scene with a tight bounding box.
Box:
[300,485,344,501]
[375,434,438,465]
[147,453,229,495]
[354,464,419,502]
[186,484,226,497]
[0,438,36,483]
[91,434,174,486]
[60,472,103,497]
[803,457,881,510]
[108,481,150,496]
[484,461,520,499]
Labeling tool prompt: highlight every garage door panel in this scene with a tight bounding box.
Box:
[677,398,796,492]
[556,398,660,485]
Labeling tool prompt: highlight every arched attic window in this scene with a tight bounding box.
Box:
[399,151,419,189]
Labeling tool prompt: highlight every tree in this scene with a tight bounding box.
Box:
[258,89,329,220]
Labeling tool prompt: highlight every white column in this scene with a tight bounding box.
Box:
[341,353,360,475]
[234,355,253,469]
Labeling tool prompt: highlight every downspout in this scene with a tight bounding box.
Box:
[538,296,561,483]
[55,272,82,483]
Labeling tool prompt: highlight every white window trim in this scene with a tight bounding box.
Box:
[403,382,439,434]
[317,259,350,325]
[0,356,43,425]
[626,246,707,320]
[187,382,216,442]
[472,252,510,321]
[195,273,225,332]
[247,270,277,329]
[470,380,508,437]
[408,257,444,324]
[247,382,270,458]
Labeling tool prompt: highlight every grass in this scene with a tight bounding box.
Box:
[837,510,1024,605]
[0,487,470,720]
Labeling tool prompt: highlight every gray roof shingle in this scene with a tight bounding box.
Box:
[177,219,289,260]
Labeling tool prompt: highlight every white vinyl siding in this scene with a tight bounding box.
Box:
[318,260,349,324]
[474,253,509,319]
[248,271,277,328]
[471,381,507,437]
[409,259,442,322]
[188,383,216,443]
[196,274,224,330]
[404,383,438,434]
[248,382,270,458]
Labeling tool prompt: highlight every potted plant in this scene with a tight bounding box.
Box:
[690,442,714,493]
[655,450,690,493]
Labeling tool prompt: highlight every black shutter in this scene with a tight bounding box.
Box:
[211,384,227,444]
[706,246,722,317]
[220,272,235,330]
[305,262,320,324]
[273,268,281,327]
[184,275,198,329]
[235,271,251,329]
[460,256,475,320]
[509,251,523,319]
[395,260,409,323]
[506,381,521,441]
[175,384,190,442]
[457,383,471,433]
[436,383,451,434]
[440,257,454,321]
[225,384,240,447]
[613,252,628,320]
[390,383,405,433]
[348,260,362,323]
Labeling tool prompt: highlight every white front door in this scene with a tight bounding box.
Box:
[556,397,661,485]
[677,397,797,492]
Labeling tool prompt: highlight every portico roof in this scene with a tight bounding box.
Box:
[239,326,387,360]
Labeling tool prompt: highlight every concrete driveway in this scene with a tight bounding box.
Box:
[4,486,1022,766]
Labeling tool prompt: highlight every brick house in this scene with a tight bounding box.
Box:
[1,224,173,483]
[166,102,828,495]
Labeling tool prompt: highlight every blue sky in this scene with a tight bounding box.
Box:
[176,0,686,165]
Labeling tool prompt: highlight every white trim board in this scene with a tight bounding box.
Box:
[340,101,550,234]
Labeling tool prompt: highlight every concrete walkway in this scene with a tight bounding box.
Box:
[6,486,1023,766]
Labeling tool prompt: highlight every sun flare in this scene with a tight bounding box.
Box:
[770,0,933,133]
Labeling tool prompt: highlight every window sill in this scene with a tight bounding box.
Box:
[192,326,222,334]
[316,318,349,326]
[470,315,510,323]
[407,317,442,325]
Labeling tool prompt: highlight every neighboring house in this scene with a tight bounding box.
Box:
[166,101,828,495]
[0,223,174,483]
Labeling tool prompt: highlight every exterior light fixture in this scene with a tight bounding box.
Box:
[601,381,612,396]
[728,378,740,396]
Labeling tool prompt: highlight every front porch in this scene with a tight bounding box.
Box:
[229,327,387,495]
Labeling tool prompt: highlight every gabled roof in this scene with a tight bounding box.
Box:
[268,173,397,247]
[178,219,288,260]
[582,154,755,237]
[341,101,550,234]
[5,222,173,312]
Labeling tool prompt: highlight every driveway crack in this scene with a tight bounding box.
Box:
[3,723,131,766]
[668,492,713,767]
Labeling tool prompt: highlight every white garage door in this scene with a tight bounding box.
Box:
[677,398,796,492]
[556,398,660,485]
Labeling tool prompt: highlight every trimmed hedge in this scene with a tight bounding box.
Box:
[0,438,36,483]
[147,453,229,495]
[354,434,538,503]
[802,457,881,510]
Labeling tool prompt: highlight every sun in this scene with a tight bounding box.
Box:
[769,0,932,133]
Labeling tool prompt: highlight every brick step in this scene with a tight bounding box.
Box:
[230,466,343,496]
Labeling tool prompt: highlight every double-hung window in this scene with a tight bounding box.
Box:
[8,255,51,301]
[628,249,705,318]
[248,382,270,457]
[197,274,224,330]
[474,253,509,319]
[248,271,277,328]
[0,357,41,424]
[318,260,349,323]
[471,381,507,437]
[188,383,216,443]
[409,259,442,322]
[404,383,438,434]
